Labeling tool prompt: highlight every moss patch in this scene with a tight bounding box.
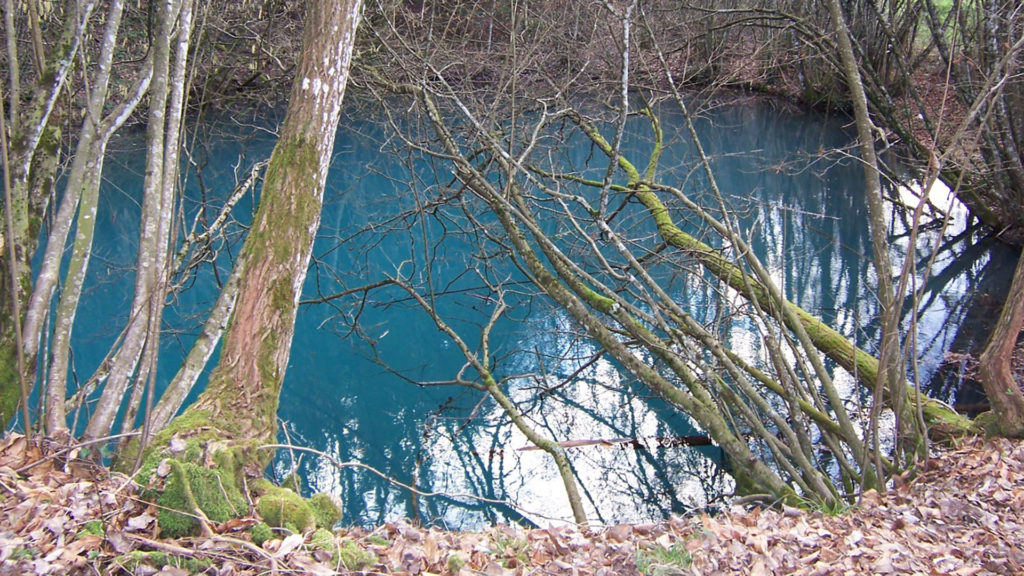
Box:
[252,477,276,496]
[122,406,266,540]
[249,522,275,547]
[0,338,21,430]
[77,520,104,539]
[310,528,336,557]
[256,485,315,532]
[308,529,376,570]
[927,404,981,441]
[447,553,467,573]
[307,530,375,570]
[119,551,212,574]
[280,470,303,493]
[972,411,1000,436]
[309,492,342,529]
[157,459,247,538]
[337,539,376,571]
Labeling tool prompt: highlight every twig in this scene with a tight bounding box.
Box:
[14,432,140,474]
[258,442,575,524]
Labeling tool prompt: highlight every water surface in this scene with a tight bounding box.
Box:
[68,98,1005,528]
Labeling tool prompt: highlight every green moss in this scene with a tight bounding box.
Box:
[310,527,334,547]
[249,522,275,547]
[117,408,216,475]
[281,470,303,493]
[972,411,999,436]
[252,478,276,496]
[256,486,315,532]
[210,446,244,489]
[0,338,20,430]
[77,520,104,538]
[157,459,247,538]
[309,492,342,529]
[337,539,376,571]
[489,531,530,568]
[447,553,467,573]
[925,403,980,441]
[120,551,212,574]
[125,414,263,541]
[310,528,337,561]
[9,547,37,561]
[636,542,692,575]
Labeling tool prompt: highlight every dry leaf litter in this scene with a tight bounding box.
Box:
[0,433,1021,575]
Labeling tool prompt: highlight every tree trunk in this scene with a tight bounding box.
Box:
[43,0,138,434]
[85,0,193,439]
[0,0,97,429]
[824,0,924,460]
[142,0,362,456]
[147,262,241,433]
[570,116,972,439]
[977,251,1024,437]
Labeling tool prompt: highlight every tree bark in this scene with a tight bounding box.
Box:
[117,0,195,439]
[79,0,178,436]
[824,0,923,459]
[43,0,136,434]
[159,0,362,451]
[0,0,97,429]
[977,251,1024,438]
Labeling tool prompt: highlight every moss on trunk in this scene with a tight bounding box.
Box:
[157,458,248,538]
[0,338,21,429]
[572,115,974,439]
[118,0,362,535]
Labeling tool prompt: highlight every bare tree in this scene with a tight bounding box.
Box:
[1,0,105,428]
[352,0,973,511]
[824,0,923,461]
[82,0,195,440]
[927,0,1024,437]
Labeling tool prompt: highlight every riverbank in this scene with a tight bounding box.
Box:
[1,433,1020,575]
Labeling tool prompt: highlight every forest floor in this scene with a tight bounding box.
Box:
[0,433,1021,575]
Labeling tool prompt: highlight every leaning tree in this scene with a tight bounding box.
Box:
[344,0,973,516]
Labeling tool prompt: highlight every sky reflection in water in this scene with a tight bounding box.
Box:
[75,99,1006,529]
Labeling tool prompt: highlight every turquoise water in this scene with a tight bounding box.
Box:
[64,98,1005,528]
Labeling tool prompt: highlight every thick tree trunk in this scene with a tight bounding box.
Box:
[147,263,241,433]
[116,0,362,537]
[152,0,362,451]
[977,252,1024,438]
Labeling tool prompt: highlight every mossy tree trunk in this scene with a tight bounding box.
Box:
[406,86,800,505]
[142,0,363,461]
[0,0,98,429]
[565,114,971,441]
[977,251,1024,438]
